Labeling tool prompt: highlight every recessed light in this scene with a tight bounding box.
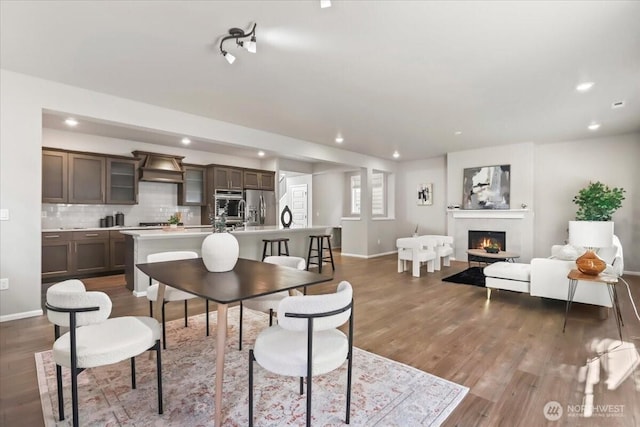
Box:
[320,0,331,8]
[454,131,462,136]
[64,118,78,127]
[588,122,601,131]
[181,137,191,145]
[392,151,400,159]
[258,151,265,157]
[335,136,344,143]
[576,82,594,92]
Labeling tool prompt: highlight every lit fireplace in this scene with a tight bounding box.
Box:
[468,230,506,250]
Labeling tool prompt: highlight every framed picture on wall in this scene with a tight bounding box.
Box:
[462,164,510,209]
[417,183,433,205]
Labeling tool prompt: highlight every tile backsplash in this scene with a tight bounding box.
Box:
[42,182,202,229]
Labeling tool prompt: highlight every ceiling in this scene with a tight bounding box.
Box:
[2,1,640,162]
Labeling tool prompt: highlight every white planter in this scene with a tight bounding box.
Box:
[201,232,239,272]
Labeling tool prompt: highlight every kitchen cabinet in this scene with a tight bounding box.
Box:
[106,158,138,204]
[213,166,243,190]
[42,150,68,203]
[244,170,275,191]
[72,230,110,274]
[42,232,73,279]
[178,164,206,206]
[68,153,106,204]
[109,230,126,270]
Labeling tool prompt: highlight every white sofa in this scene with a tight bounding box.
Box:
[485,235,623,308]
[529,235,623,307]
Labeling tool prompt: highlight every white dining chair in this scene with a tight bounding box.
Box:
[146,251,208,349]
[238,255,306,350]
[249,281,354,427]
[46,279,163,427]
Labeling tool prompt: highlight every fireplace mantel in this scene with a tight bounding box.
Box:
[447,209,529,219]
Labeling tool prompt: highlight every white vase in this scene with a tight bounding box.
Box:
[201,232,239,272]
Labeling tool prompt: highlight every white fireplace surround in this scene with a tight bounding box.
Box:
[447,209,534,263]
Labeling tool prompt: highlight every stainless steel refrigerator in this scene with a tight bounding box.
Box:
[244,189,277,226]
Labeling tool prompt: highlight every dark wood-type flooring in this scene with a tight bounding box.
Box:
[1,252,639,426]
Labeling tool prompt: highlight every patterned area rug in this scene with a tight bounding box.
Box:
[36,307,468,426]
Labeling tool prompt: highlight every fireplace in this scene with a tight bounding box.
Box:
[468,230,506,251]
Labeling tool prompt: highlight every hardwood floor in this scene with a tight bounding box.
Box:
[1,253,639,426]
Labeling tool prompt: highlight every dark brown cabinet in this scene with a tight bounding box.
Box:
[109,230,126,270]
[72,231,110,274]
[244,170,275,190]
[178,164,206,206]
[68,153,106,204]
[213,166,243,190]
[42,150,68,203]
[106,158,138,204]
[42,232,72,279]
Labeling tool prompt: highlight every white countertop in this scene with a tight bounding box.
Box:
[119,225,332,239]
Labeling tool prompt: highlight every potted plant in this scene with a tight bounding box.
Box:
[484,242,500,253]
[572,181,625,221]
[167,212,182,228]
[570,181,625,275]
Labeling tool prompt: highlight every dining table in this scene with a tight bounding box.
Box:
[136,257,333,426]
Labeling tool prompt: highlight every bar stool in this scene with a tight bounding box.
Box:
[261,238,290,261]
[306,234,335,273]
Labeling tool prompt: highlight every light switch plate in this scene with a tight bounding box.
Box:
[0,209,8,221]
[0,278,8,291]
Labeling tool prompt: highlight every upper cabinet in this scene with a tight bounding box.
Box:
[178,164,206,206]
[244,170,275,190]
[42,150,68,203]
[213,166,243,190]
[106,158,138,204]
[42,148,138,205]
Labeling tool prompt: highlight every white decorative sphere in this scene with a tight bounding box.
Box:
[201,232,239,272]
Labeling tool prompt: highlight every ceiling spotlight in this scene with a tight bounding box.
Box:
[576,82,594,92]
[392,151,400,159]
[320,0,332,8]
[335,136,344,143]
[64,118,78,127]
[588,122,601,131]
[454,131,462,135]
[258,151,265,157]
[222,50,236,64]
[219,23,257,63]
[181,137,191,145]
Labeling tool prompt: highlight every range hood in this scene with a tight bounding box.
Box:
[132,150,185,183]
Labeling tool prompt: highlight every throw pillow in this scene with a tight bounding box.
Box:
[552,244,586,261]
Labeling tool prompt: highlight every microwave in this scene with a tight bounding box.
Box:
[214,190,244,222]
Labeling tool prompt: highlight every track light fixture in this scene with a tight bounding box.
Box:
[219,23,257,64]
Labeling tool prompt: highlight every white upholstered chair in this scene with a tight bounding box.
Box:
[249,281,354,427]
[421,235,454,270]
[46,279,162,427]
[239,255,306,350]
[146,251,208,349]
[397,235,437,277]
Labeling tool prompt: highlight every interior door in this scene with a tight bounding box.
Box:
[289,184,307,228]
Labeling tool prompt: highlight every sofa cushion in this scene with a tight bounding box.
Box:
[484,262,531,282]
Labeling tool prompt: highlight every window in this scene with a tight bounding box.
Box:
[350,175,361,215]
[371,172,386,216]
[349,172,386,217]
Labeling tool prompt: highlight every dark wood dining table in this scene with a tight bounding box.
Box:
[136,257,332,426]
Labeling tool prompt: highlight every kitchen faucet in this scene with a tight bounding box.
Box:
[238,199,246,222]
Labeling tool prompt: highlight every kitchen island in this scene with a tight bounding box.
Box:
[121,226,333,295]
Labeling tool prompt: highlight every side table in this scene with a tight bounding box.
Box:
[563,269,623,340]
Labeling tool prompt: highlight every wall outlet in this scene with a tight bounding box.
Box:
[377,239,381,245]
[0,278,8,291]
[0,209,8,221]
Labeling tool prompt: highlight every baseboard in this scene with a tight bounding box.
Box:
[340,250,397,259]
[132,290,148,298]
[0,309,43,323]
[623,270,640,276]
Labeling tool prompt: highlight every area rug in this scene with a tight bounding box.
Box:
[442,266,486,287]
[36,306,468,426]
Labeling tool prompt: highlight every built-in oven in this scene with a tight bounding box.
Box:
[213,189,245,222]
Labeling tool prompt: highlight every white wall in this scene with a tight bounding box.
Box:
[534,133,639,270]
[312,172,344,227]
[395,155,447,237]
